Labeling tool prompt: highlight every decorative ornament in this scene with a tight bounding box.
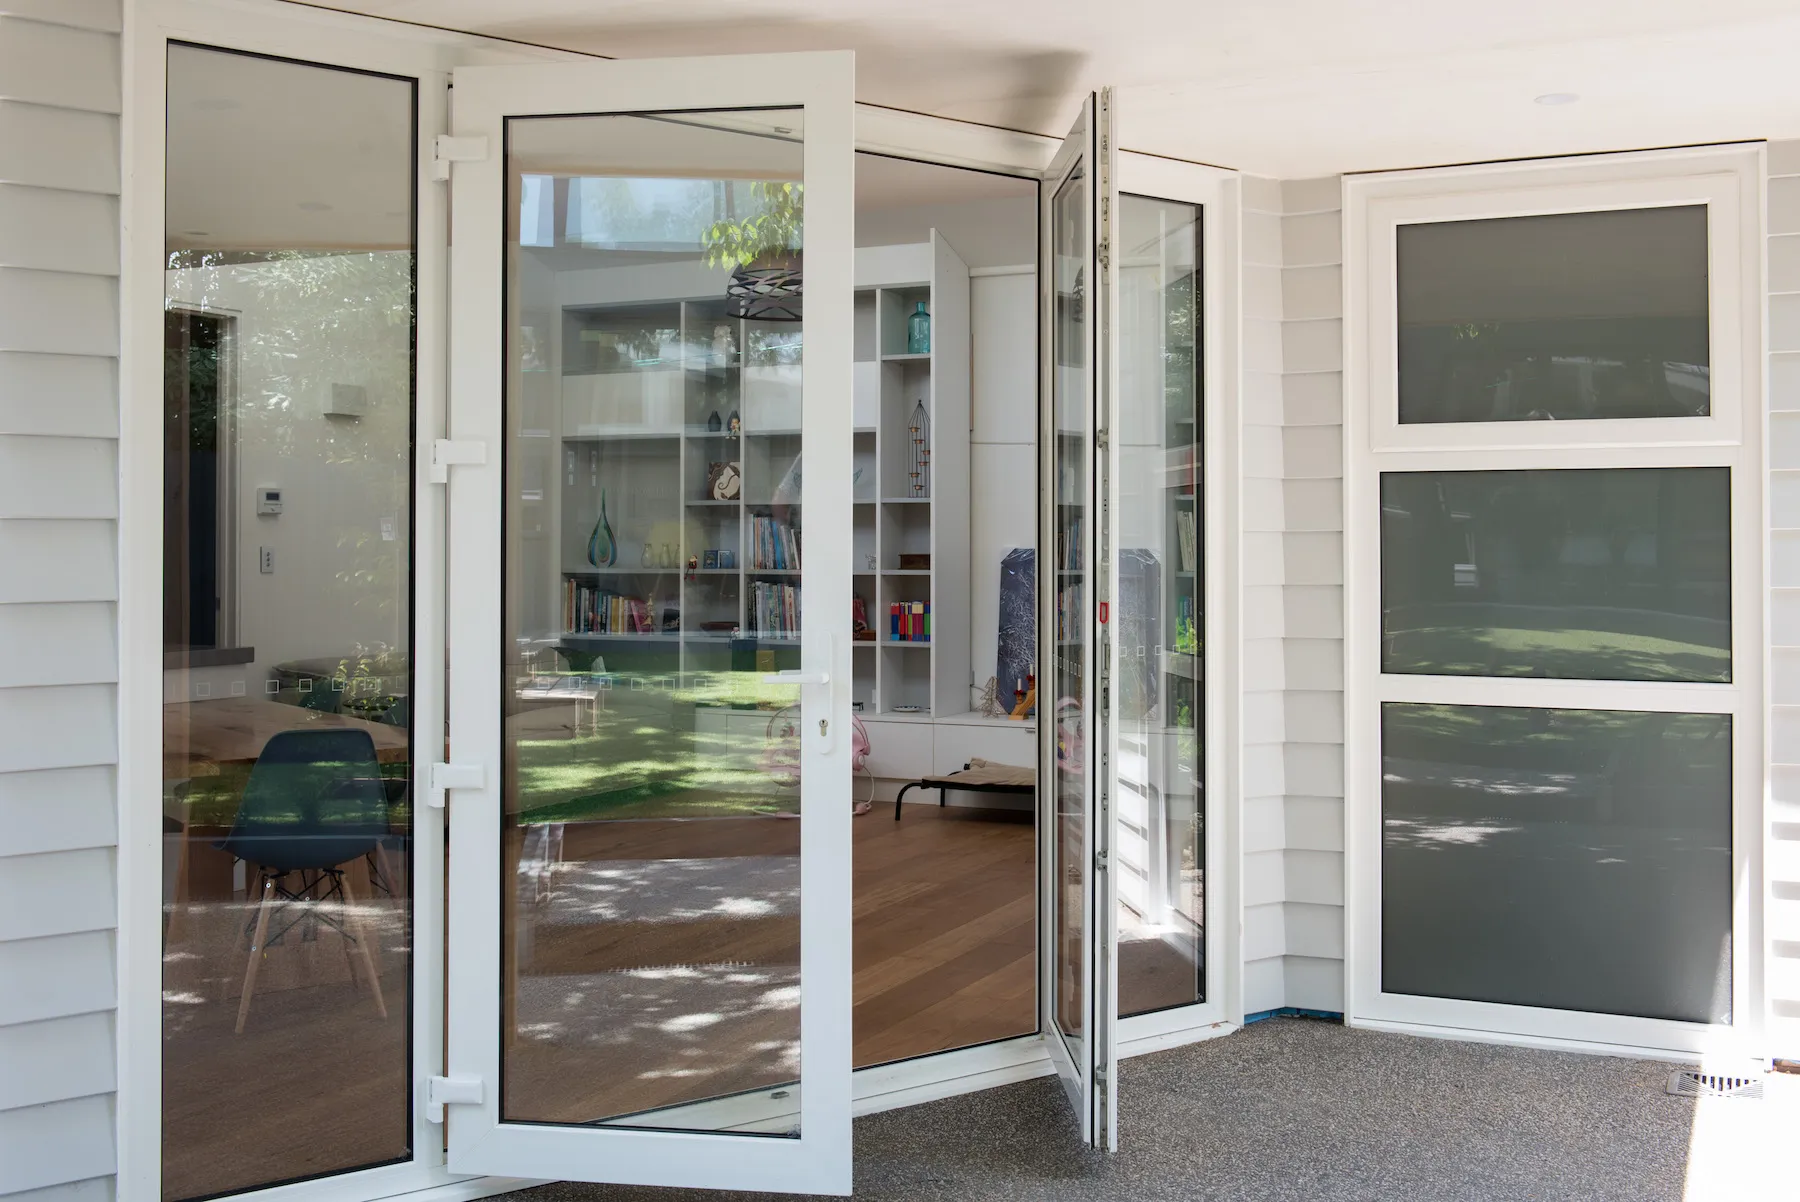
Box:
[587,490,616,567]
[727,410,741,436]
[706,410,723,432]
[708,461,741,501]
[641,541,655,568]
[908,398,932,497]
[725,253,802,322]
[976,676,1005,718]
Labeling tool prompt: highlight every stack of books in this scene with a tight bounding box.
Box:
[751,580,801,638]
[890,601,930,641]
[564,581,653,636]
[752,514,802,570]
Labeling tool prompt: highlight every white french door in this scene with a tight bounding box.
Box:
[441,53,856,1192]
[1039,88,1120,1149]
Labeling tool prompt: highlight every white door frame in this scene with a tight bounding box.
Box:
[440,52,855,1194]
[1342,144,1766,1061]
[118,4,574,1201]
[118,4,1245,1198]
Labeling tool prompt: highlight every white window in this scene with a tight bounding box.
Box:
[1344,146,1763,1058]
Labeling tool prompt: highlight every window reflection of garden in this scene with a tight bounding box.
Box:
[1381,467,1730,683]
[502,662,805,1125]
[1381,703,1732,1024]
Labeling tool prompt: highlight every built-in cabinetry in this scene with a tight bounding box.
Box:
[533,236,972,731]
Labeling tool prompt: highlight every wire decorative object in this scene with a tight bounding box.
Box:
[908,398,931,497]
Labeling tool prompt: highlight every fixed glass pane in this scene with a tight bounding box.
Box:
[1397,206,1709,424]
[1381,468,1730,683]
[1115,194,1203,1018]
[1382,703,1732,1023]
[1051,159,1090,1055]
[503,110,806,1132]
[161,44,415,1201]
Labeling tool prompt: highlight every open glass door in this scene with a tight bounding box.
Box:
[441,54,855,1193]
[1039,88,1119,1150]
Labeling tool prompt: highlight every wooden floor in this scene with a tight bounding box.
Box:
[160,804,1041,1197]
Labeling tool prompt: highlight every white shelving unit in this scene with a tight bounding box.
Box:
[851,232,971,718]
[529,235,971,721]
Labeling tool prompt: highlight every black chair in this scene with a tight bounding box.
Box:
[217,728,391,1033]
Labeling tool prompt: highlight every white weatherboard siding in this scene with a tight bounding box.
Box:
[1277,177,1345,1012]
[1240,175,1350,1016]
[1238,175,1289,1014]
[1766,139,1800,1060]
[0,4,121,1202]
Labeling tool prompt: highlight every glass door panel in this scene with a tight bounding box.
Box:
[446,56,854,1194]
[1114,194,1204,1018]
[1039,89,1117,1150]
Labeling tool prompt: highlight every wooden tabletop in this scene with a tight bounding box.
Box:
[165,696,411,778]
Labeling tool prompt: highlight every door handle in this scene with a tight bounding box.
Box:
[762,670,830,686]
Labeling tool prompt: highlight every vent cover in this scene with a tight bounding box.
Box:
[1665,1069,1763,1100]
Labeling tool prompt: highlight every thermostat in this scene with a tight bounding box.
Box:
[256,487,283,515]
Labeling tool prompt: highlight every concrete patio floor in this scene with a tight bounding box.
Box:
[509,1017,1791,1202]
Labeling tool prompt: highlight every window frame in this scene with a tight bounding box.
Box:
[1361,157,1756,454]
[1343,145,1766,1060]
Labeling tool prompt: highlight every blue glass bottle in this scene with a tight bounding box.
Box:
[907,301,931,355]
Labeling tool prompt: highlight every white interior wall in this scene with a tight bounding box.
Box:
[967,268,1036,704]
[0,4,122,1200]
[855,196,1035,269]
[1763,139,1800,1059]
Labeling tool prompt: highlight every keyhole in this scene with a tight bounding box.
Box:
[818,719,829,737]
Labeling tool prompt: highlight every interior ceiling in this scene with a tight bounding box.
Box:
[294,0,1800,177]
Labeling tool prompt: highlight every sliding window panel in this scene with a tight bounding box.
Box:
[1381,702,1732,1024]
[1397,206,1710,425]
[1380,467,1731,683]
[160,42,417,1202]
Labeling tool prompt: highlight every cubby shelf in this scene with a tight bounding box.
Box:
[543,235,968,714]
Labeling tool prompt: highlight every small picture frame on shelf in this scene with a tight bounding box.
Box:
[720,549,737,569]
[703,550,720,570]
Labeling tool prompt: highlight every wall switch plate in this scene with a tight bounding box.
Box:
[259,546,274,574]
[256,487,283,515]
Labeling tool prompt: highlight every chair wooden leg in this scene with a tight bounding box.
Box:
[234,875,277,1035]
[340,870,388,1020]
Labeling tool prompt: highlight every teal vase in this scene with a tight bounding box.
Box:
[907,301,931,354]
[587,491,616,567]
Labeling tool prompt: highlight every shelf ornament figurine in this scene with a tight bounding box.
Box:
[587,490,617,567]
[907,300,931,354]
[908,398,932,497]
[706,410,723,432]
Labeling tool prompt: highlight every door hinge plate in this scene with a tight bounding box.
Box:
[430,439,487,483]
[431,134,489,181]
[426,1075,484,1123]
[428,762,485,808]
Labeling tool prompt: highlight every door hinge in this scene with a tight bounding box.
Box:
[431,134,490,181]
[426,1075,483,1123]
[428,762,485,809]
[430,439,487,484]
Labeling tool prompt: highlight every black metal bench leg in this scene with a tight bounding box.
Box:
[895,781,922,821]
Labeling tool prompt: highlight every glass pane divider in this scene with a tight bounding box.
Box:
[1373,673,1741,714]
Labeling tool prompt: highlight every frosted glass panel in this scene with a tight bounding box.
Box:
[1397,206,1709,424]
[1381,468,1730,683]
[1382,703,1731,1024]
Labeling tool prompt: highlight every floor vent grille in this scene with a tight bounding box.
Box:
[1665,1069,1763,1100]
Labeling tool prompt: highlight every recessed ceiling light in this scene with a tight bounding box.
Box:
[1535,92,1580,106]
[297,201,333,212]
[183,230,209,237]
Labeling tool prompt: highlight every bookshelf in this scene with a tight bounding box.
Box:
[538,235,971,718]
